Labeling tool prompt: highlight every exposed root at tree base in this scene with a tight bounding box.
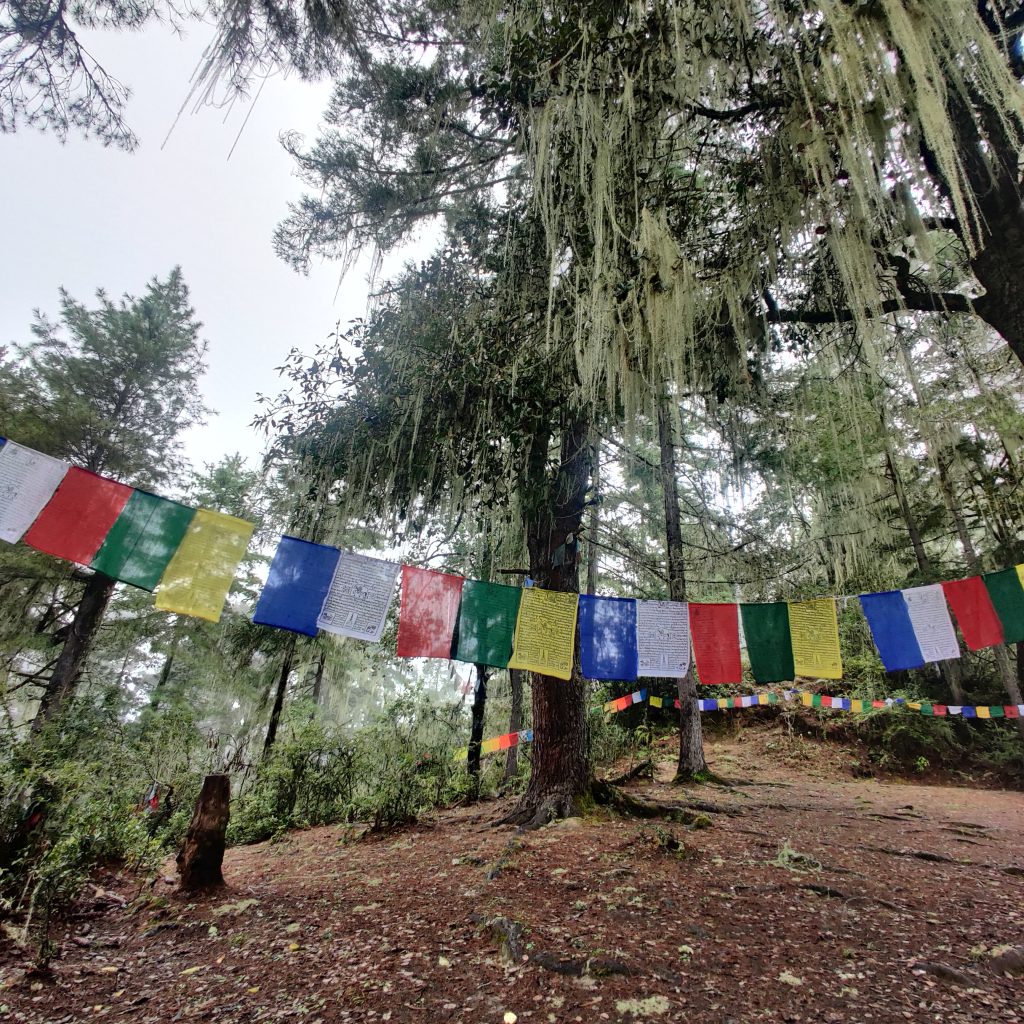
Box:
[496,791,583,832]
[592,780,716,827]
[602,760,653,786]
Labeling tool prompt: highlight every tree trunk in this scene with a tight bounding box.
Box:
[176,774,230,892]
[657,392,708,781]
[310,648,327,707]
[504,668,525,783]
[504,411,593,827]
[263,636,296,756]
[586,434,601,596]
[31,571,117,735]
[467,664,489,790]
[149,623,183,712]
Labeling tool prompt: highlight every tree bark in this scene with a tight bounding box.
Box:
[504,411,593,827]
[504,668,525,783]
[31,571,117,735]
[310,648,327,707]
[467,664,489,789]
[657,392,708,781]
[263,636,296,756]
[586,433,601,596]
[149,623,183,712]
[176,774,230,892]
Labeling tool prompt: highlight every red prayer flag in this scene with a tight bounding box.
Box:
[933,704,948,716]
[941,577,1004,650]
[23,468,132,566]
[1005,706,1020,719]
[821,695,833,708]
[689,603,742,685]
[396,565,463,658]
[871,700,886,708]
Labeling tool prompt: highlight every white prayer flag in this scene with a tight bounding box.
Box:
[0,441,69,544]
[636,600,690,677]
[902,584,961,663]
[317,551,401,642]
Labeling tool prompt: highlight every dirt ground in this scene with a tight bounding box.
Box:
[3,724,1023,1023]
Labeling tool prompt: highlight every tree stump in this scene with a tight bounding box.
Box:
[176,774,230,891]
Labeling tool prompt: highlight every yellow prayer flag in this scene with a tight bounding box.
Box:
[717,697,729,709]
[975,706,991,719]
[649,695,663,708]
[480,737,500,754]
[851,699,864,713]
[800,692,813,707]
[907,702,921,710]
[508,587,579,681]
[155,509,254,623]
[1017,564,1024,590]
[788,599,843,680]
[453,747,468,762]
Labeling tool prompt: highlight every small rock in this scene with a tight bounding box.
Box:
[911,961,975,987]
[990,947,1024,977]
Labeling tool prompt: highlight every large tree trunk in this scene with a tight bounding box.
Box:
[467,664,489,790]
[31,571,117,735]
[586,434,601,596]
[310,648,327,707]
[504,411,593,827]
[263,636,297,756]
[503,668,525,784]
[176,774,230,892]
[657,392,708,781]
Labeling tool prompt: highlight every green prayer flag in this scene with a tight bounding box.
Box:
[740,603,795,682]
[982,568,1024,644]
[919,703,933,716]
[454,580,522,667]
[767,692,778,704]
[990,705,1005,718]
[90,490,196,591]
[811,694,823,708]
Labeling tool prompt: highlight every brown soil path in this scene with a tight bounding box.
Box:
[3,730,1023,1023]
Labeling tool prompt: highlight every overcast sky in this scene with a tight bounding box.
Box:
[2,21,427,475]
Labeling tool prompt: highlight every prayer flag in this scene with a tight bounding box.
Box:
[649,695,663,708]
[689,603,742,685]
[454,580,522,667]
[579,595,638,681]
[740,603,795,682]
[635,600,690,678]
[396,566,463,658]
[508,587,579,681]
[901,584,960,662]
[1005,706,1020,719]
[24,468,132,565]
[788,598,842,679]
[0,441,69,543]
[858,591,925,672]
[982,568,1024,644]
[318,551,401,643]
[975,706,992,719]
[154,508,254,622]
[1017,564,1024,590]
[941,577,1004,650]
[90,490,196,591]
[253,536,340,637]
[933,704,947,716]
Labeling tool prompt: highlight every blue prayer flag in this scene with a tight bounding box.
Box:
[579,594,639,681]
[253,536,341,636]
[961,705,977,718]
[859,591,925,672]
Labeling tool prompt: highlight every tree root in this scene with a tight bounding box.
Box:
[496,791,581,832]
[602,760,653,786]
[592,780,717,827]
[485,837,523,880]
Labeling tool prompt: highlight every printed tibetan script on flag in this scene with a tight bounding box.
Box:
[318,551,401,643]
[0,441,69,544]
[508,587,578,681]
[788,598,842,679]
[635,600,690,678]
[396,565,463,658]
[901,584,960,662]
[579,595,638,681]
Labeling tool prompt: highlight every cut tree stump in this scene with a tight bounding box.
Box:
[176,774,230,892]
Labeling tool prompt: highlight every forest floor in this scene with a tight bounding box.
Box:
[3,722,1024,1024]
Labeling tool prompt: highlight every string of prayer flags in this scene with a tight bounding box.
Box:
[24,467,133,565]
[982,568,1024,645]
[395,566,463,658]
[941,577,1004,650]
[603,689,647,713]
[689,603,742,684]
[636,600,690,678]
[788,598,843,679]
[154,508,255,622]
[317,551,401,642]
[90,490,197,591]
[508,587,579,680]
[253,536,340,637]
[579,595,638,681]
[480,728,533,754]
[454,579,522,667]
[858,591,925,672]
[901,584,961,663]
[0,441,69,544]
[740,603,795,682]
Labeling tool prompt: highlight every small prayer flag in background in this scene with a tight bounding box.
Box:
[317,551,401,643]
[508,586,578,681]
[155,508,254,622]
[635,600,690,677]
[689,603,742,685]
[253,536,340,637]
[740,603,795,682]
[396,566,463,658]
[859,591,925,672]
[24,467,132,566]
[788,598,842,679]
[0,441,69,544]
[454,580,522,667]
[982,568,1024,645]
[942,577,1004,650]
[579,595,638,681]
[91,490,196,591]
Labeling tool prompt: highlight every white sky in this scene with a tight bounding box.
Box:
[1,21,428,471]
